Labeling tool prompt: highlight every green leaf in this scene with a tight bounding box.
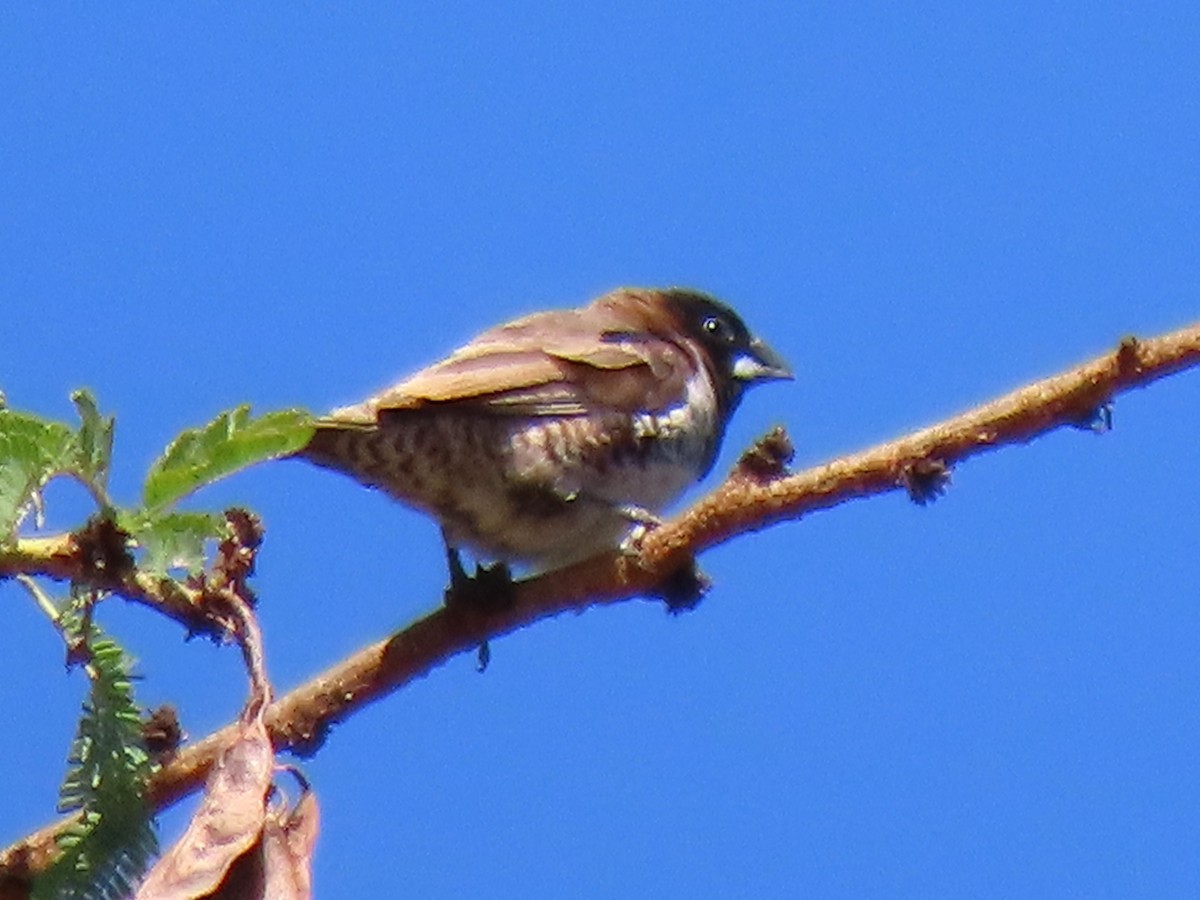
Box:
[70,389,115,493]
[0,392,117,538]
[119,509,228,576]
[0,408,77,538]
[35,619,157,900]
[142,406,314,512]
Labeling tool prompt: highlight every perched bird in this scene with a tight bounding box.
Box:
[300,287,791,573]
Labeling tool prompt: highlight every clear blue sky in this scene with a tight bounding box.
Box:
[3,4,1199,897]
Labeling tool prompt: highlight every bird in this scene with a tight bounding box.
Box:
[298,286,792,575]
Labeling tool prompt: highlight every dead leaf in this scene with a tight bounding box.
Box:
[136,715,273,898]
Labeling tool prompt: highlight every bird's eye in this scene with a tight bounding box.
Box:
[702,315,731,341]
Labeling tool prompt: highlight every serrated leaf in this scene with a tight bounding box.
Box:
[0,393,117,537]
[37,620,157,900]
[142,406,314,512]
[120,509,228,575]
[71,389,115,492]
[0,408,77,537]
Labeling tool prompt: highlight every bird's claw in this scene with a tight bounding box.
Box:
[443,545,516,613]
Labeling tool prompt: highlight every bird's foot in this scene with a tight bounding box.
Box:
[443,545,516,614]
[608,505,706,610]
[617,505,665,557]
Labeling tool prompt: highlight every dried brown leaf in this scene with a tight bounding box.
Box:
[259,790,319,899]
[136,716,273,899]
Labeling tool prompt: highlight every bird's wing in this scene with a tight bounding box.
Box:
[325,307,694,423]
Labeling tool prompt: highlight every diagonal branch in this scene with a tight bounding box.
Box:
[3,322,1199,881]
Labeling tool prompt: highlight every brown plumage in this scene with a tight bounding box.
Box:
[300,287,791,571]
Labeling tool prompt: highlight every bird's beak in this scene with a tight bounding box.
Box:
[732,337,793,383]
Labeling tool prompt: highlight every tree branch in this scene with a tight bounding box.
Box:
[0,532,220,638]
[3,322,1199,881]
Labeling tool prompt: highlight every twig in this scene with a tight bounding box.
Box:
[3,322,1199,880]
[0,532,218,638]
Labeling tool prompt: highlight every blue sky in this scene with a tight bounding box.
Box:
[2,3,1199,896]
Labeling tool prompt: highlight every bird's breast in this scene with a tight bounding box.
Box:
[508,372,722,509]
